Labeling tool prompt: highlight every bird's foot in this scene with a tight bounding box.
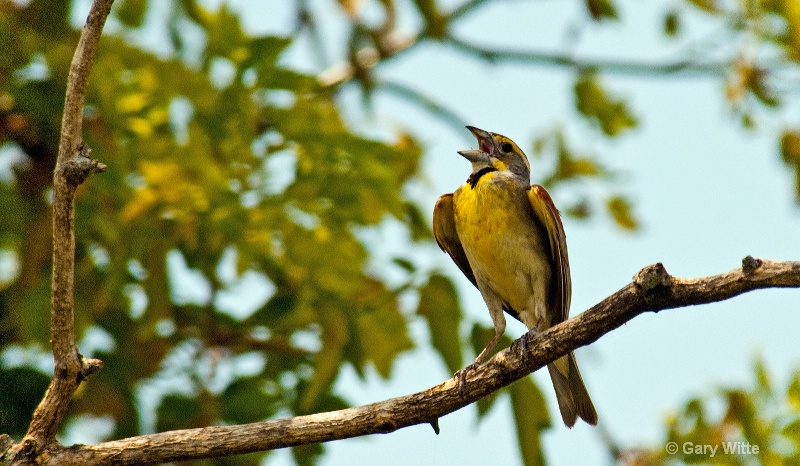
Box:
[511,328,538,360]
[511,336,528,359]
[454,361,481,396]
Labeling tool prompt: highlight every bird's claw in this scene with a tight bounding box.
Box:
[515,328,538,360]
[511,336,527,359]
[454,362,481,396]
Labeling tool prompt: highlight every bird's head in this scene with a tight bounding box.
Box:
[458,126,530,181]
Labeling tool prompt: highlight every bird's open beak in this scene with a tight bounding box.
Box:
[458,126,493,163]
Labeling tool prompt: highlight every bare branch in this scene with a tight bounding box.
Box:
[446,36,730,77]
[28,257,800,465]
[316,6,756,92]
[377,81,469,135]
[4,1,114,462]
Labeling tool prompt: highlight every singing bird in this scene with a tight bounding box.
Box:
[432,126,597,427]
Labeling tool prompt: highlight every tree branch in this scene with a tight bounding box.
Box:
[445,36,731,77]
[4,1,112,462]
[317,10,755,91]
[377,81,469,135]
[24,257,800,465]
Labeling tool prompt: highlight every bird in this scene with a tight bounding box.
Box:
[432,126,597,427]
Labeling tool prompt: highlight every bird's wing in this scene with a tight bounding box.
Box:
[432,193,477,288]
[528,185,572,324]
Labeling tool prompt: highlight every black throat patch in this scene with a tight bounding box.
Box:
[467,166,498,189]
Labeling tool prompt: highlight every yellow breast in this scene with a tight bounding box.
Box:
[452,172,551,317]
[454,174,520,260]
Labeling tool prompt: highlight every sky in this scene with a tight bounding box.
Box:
[71,0,800,464]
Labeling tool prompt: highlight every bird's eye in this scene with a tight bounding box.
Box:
[501,142,513,153]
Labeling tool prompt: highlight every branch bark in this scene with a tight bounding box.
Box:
[14,257,800,465]
[3,0,112,463]
[445,37,732,77]
[2,2,799,464]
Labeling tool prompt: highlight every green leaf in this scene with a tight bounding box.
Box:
[754,356,772,394]
[417,274,463,374]
[725,390,758,439]
[2,1,429,457]
[292,442,324,466]
[116,0,149,28]
[470,323,514,419]
[784,2,800,62]
[178,0,209,26]
[544,130,610,186]
[203,4,248,65]
[21,0,70,37]
[156,394,206,432]
[469,323,512,363]
[509,377,551,466]
[244,36,292,69]
[564,199,591,219]
[607,195,638,230]
[567,157,603,177]
[220,377,276,424]
[787,369,800,409]
[471,324,498,418]
[585,0,618,21]
[686,0,721,14]
[574,71,638,137]
[664,10,680,37]
[256,289,298,323]
[748,67,780,107]
[298,307,348,412]
[391,257,416,273]
[659,361,800,463]
[9,279,51,344]
[780,130,800,203]
[246,37,316,91]
[413,0,447,38]
[355,294,413,377]
[405,201,433,242]
[476,388,504,418]
[782,418,800,446]
[0,367,50,438]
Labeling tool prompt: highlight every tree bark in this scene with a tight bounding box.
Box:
[8,258,800,465]
[3,1,112,463]
[2,0,800,464]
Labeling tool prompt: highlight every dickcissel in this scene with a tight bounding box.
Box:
[432,126,597,427]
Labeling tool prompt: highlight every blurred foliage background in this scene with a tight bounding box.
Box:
[1,0,800,465]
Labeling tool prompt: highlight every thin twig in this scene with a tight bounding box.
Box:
[29,258,800,465]
[377,80,469,136]
[446,36,731,77]
[7,0,113,461]
[449,0,494,21]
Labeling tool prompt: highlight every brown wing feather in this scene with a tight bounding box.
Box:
[527,185,571,324]
[432,194,477,287]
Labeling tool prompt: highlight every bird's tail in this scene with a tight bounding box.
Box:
[547,352,597,428]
